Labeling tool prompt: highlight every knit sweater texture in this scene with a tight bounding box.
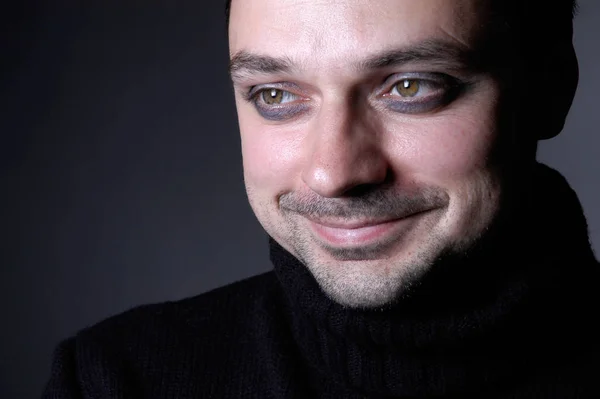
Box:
[42,164,599,398]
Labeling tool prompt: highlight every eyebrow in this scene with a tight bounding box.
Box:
[358,39,477,70]
[229,39,479,82]
[229,51,294,82]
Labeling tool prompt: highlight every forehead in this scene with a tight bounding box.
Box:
[228,0,490,62]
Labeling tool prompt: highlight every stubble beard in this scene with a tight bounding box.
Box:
[270,186,459,309]
[287,215,452,309]
[258,182,500,309]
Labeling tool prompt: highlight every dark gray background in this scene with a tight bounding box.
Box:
[2,2,598,398]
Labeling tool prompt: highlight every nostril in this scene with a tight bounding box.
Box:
[340,169,394,197]
[343,183,380,197]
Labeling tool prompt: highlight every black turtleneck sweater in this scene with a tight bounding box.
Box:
[43,164,599,398]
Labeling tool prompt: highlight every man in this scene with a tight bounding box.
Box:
[43,0,598,397]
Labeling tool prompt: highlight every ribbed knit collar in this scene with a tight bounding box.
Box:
[270,163,598,397]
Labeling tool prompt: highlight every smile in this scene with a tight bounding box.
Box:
[306,214,423,248]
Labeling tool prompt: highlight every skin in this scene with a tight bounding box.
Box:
[229,0,511,308]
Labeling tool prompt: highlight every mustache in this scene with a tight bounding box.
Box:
[279,186,449,219]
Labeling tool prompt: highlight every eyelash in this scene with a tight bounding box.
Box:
[244,84,309,121]
[381,74,463,113]
[244,74,463,120]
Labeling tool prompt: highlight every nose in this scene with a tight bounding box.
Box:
[301,100,389,198]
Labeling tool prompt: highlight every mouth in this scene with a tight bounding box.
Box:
[305,212,427,248]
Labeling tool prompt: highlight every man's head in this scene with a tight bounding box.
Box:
[227,0,579,308]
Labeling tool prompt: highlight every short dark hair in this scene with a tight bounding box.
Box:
[490,0,578,46]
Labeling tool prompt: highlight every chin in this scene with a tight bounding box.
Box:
[297,231,450,308]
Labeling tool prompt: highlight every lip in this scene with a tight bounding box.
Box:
[306,217,401,230]
[306,215,417,247]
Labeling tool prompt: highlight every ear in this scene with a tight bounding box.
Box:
[535,38,579,140]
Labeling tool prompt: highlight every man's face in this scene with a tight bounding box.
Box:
[229,0,507,308]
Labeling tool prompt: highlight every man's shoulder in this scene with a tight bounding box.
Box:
[75,271,279,350]
[44,272,288,397]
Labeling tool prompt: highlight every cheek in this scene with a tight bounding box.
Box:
[381,98,503,239]
[419,120,496,179]
[383,100,500,184]
[237,108,307,247]
[238,109,304,197]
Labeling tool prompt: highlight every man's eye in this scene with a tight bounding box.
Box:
[391,79,422,97]
[382,75,461,114]
[387,78,442,99]
[246,87,307,121]
[257,89,298,105]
